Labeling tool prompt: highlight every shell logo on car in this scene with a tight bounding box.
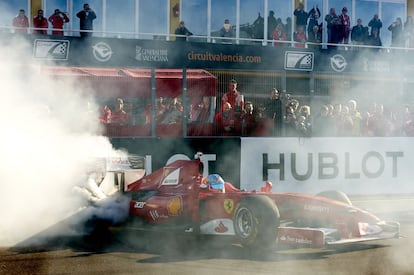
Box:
[224,199,234,214]
[167,196,182,215]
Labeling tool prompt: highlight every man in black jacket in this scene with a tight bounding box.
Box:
[76,3,97,37]
[175,21,193,41]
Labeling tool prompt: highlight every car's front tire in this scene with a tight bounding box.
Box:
[233,195,280,248]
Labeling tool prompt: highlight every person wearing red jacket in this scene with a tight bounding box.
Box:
[215,102,237,136]
[33,9,48,35]
[294,25,307,47]
[271,23,287,47]
[222,79,244,117]
[48,9,70,36]
[339,7,351,44]
[12,9,29,34]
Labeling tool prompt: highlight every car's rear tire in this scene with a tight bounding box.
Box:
[316,190,352,206]
[233,195,280,248]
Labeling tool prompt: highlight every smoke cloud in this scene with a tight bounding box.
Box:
[0,36,120,246]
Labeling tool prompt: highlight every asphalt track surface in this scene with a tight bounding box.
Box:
[1,196,413,275]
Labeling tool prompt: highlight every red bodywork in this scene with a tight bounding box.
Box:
[125,159,399,247]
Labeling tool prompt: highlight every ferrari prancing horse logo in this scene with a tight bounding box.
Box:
[224,199,234,214]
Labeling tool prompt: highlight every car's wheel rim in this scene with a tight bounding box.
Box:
[236,207,254,238]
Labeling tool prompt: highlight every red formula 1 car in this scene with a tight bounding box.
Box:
[106,157,399,249]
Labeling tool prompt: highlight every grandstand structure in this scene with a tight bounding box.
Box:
[1,0,414,138]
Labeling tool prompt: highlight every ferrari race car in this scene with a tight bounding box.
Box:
[92,155,400,249]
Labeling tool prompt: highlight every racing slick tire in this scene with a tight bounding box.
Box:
[316,190,352,206]
[233,195,280,248]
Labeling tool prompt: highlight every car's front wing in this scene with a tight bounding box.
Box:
[277,221,400,247]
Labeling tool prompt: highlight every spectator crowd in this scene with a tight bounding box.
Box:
[213,79,414,137]
[96,79,414,138]
[10,3,414,48]
[11,3,95,37]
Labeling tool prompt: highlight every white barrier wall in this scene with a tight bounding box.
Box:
[241,137,414,195]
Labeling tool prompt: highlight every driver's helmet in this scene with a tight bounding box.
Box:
[202,174,225,192]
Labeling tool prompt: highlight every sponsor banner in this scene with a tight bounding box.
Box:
[0,32,406,73]
[33,39,70,60]
[240,137,414,195]
[284,51,314,71]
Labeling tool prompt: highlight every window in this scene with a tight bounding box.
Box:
[182,0,208,41]
[355,0,378,32]
[139,0,168,40]
[1,0,28,30]
[268,0,293,41]
[382,1,405,47]
[211,0,236,41]
[240,0,264,44]
[105,0,135,38]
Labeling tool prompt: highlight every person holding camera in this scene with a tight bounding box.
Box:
[388,17,404,47]
[76,3,96,38]
[48,9,69,36]
[33,9,48,35]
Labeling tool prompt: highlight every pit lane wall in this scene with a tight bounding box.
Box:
[112,137,414,196]
[241,137,413,195]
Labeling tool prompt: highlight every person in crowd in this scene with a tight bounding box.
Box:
[368,14,383,35]
[219,19,234,43]
[99,104,111,123]
[215,102,236,136]
[327,103,334,118]
[404,16,414,48]
[240,101,257,136]
[252,13,265,40]
[366,27,382,49]
[366,103,391,136]
[48,9,70,36]
[284,105,297,136]
[293,3,308,33]
[76,3,97,38]
[331,103,343,135]
[271,22,287,47]
[347,100,362,136]
[403,102,414,136]
[351,18,369,46]
[307,5,321,38]
[308,24,322,49]
[325,8,340,46]
[159,97,183,124]
[338,105,354,136]
[222,79,244,117]
[388,17,404,47]
[12,9,29,34]
[264,88,283,136]
[149,98,166,124]
[190,96,213,123]
[296,105,312,137]
[294,25,306,48]
[110,98,128,124]
[313,105,335,136]
[267,10,278,39]
[33,9,48,35]
[296,115,311,137]
[174,21,193,41]
[338,7,351,44]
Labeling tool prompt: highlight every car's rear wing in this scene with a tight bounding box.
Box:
[99,155,146,195]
